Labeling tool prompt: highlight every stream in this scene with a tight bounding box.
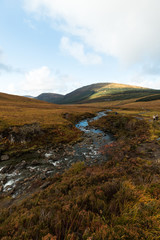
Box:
[0,111,113,199]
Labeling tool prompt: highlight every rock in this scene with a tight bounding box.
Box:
[40,175,46,180]
[37,149,42,154]
[1,165,10,174]
[0,185,3,192]
[31,159,39,165]
[40,182,50,189]
[16,160,27,170]
[1,155,9,161]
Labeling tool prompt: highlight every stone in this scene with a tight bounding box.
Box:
[0,185,3,192]
[40,182,50,189]
[31,159,39,165]
[1,155,9,161]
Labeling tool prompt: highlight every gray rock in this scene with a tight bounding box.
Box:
[0,185,3,192]
[1,155,9,161]
[31,159,39,165]
[40,182,50,189]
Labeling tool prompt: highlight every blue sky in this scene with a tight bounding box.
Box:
[0,0,160,96]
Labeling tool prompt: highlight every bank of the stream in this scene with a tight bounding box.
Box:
[0,111,113,203]
[1,112,160,240]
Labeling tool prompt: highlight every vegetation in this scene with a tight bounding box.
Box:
[0,92,102,156]
[0,89,160,157]
[1,113,160,239]
[40,82,160,104]
[89,113,151,141]
[1,88,160,239]
[136,94,160,102]
[0,92,100,129]
[36,93,64,104]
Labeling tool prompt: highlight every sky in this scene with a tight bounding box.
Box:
[1,0,160,96]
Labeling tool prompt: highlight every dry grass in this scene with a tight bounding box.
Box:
[1,92,159,131]
[1,115,160,239]
[1,94,160,239]
[0,93,105,131]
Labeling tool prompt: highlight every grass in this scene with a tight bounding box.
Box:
[0,93,104,155]
[1,114,160,239]
[1,93,160,239]
[0,91,159,130]
[1,91,160,157]
[59,82,160,104]
[0,93,101,129]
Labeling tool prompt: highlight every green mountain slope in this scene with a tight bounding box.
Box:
[36,93,64,104]
[58,83,160,104]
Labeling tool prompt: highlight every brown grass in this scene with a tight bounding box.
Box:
[0,93,105,130]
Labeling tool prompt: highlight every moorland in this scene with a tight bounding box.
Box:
[0,83,160,239]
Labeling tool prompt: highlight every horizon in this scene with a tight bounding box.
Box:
[1,81,157,98]
[1,1,160,96]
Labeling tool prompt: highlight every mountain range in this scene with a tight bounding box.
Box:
[34,82,160,104]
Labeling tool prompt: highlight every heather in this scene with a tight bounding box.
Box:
[1,113,160,240]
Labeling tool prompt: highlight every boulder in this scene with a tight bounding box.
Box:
[40,182,50,189]
[1,155,9,161]
[0,185,3,192]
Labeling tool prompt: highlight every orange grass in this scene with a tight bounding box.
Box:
[0,93,104,130]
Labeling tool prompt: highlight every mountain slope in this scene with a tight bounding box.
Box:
[36,93,64,104]
[59,83,107,104]
[58,83,160,104]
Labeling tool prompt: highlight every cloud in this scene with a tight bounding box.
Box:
[0,63,13,72]
[0,63,22,74]
[23,0,160,65]
[24,18,36,29]
[0,48,23,74]
[60,37,102,65]
[22,66,54,95]
[21,66,81,96]
[142,63,160,75]
[128,74,160,90]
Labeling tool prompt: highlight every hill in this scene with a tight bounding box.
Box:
[36,93,64,103]
[136,93,160,102]
[0,91,104,158]
[62,83,160,104]
[38,83,160,104]
[1,91,160,239]
[1,113,160,239]
[23,95,34,98]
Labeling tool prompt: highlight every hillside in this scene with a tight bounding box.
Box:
[38,83,160,104]
[1,112,160,239]
[1,91,160,239]
[62,83,160,104]
[36,93,64,104]
[23,95,34,98]
[0,91,105,158]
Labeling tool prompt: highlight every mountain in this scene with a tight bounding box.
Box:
[34,83,160,104]
[58,82,160,104]
[36,93,64,104]
[23,95,34,98]
[0,92,41,104]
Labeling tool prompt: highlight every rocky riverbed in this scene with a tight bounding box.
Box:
[0,111,113,202]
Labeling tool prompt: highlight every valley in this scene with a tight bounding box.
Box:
[0,84,160,239]
[0,111,113,203]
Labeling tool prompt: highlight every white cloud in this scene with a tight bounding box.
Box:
[23,0,160,65]
[22,66,55,95]
[60,37,102,65]
[128,74,160,90]
[21,66,81,96]
[0,48,23,73]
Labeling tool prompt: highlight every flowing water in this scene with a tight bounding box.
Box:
[0,110,113,198]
